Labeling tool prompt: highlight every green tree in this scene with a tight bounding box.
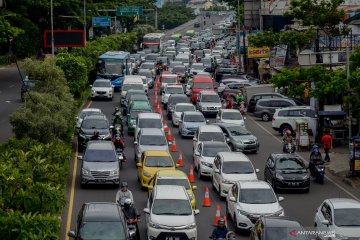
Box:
[154,3,196,29]
[248,30,280,48]
[350,47,360,72]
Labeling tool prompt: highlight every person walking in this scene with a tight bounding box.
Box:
[321,130,332,162]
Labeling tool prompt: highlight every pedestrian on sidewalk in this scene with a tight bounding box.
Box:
[321,130,332,162]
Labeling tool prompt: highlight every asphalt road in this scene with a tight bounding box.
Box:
[0,65,22,143]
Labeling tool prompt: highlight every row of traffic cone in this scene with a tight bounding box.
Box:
[213,204,228,227]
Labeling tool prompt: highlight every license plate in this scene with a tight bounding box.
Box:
[291,182,299,186]
[96,179,106,182]
[165,237,179,240]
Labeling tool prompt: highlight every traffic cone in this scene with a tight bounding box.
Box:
[154,97,158,107]
[156,103,161,113]
[163,119,169,133]
[213,204,221,226]
[188,164,195,183]
[203,187,211,207]
[172,138,177,152]
[177,151,184,166]
[167,129,173,141]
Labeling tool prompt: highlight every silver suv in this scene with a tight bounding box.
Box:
[196,91,222,115]
[254,98,296,121]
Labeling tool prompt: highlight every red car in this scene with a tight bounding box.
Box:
[191,75,214,103]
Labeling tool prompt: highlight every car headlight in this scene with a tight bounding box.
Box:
[109,90,113,94]
[201,106,206,110]
[273,208,284,216]
[129,121,136,126]
[237,209,250,217]
[110,169,119,176]
[82,168,90,176]
[276,172,284,180]
[143,170,152,178]
[201,161,212,168]
[222,179,232,184]
[186,223,196,229]
[101,134,111,140]
[302,172,310,180]
[91,89,95,93]
[149,222,161,229]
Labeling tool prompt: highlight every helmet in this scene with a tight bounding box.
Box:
[124,198,132,208]
[314,149,320,155]
[286,130,292,135]
[121,182,128,188]
[115,107,119,112]
[218,218,225,225]
[115,112,120,117]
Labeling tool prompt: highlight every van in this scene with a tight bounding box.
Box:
[191,75,214,103]
[175,53,191,67]
[135,113,163,141]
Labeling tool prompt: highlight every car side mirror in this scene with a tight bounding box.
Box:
[194,209,200,215]
[68,231,76,238]
[110,125,114,129]
[193,137,197,141]
[192,185,197,190]
[134,141,138,145]
[255,169,260,173]
[321,219,330,226]
[89,85,93,87]
[129,230,136,238]
[75,117,79,120]
[226,138,230,142]
[78,156,83,160]
[229,196,236,202]
[136,163,142,168]
[143,208,150,214]
[216,116,220,120]
[278,196,285,202]
[127,113,130,116]
[214,169,220,173]
[179,119,182,122]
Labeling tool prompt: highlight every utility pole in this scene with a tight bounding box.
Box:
[155,7,158,30]
[50,0,55,55]
[346,38,352,143]
[237,0,242,72]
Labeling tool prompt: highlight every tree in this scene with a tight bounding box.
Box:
[152,3,196,30]
[350,47,360,72]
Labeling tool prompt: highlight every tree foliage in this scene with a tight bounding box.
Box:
[155,3,196,29]
[350,47,360,72]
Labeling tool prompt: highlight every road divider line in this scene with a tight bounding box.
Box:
[86,100,92,108]
[249,116,360,201]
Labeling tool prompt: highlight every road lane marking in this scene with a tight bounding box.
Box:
[65,100,92,240]
[249,116,360,201]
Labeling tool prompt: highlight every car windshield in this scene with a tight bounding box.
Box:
[84,149,117,162]
[175,105,195,112]
[334,208,360,226]
[129,94,147,101]
[122,84,143,91]
[79,111,101,119]
[168,96,188,105]
[167,87,183,94]
[276,158,305,170]
[202,58,211,64]
[139,70,153,78]
[239,189,277,204]
[157,178,191,190]
[265,227,307,240]
[173,66,185,73]
[104,60,123,75]
[139,119,162,128]
[203,145,230,157]
[199,132,224,142]
[227,126,251,136]
[192,64,204,70]
[222,161,254,174]
[130,109,150,119]
[82,119,108,129]
[140,135,167,145]
[144,156,174,167]
[162,78,177,84]
[201,94,220,102]
[184,114,205,122]
[222,112,242,120]
[93,81,111,88]
[141,63,154,69]
[79,222,126,240]
[152,199,192,215]
[193,82,213,89]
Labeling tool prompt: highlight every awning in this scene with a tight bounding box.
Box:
[318,111,346,117]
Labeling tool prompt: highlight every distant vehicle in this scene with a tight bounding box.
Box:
[76,108,103,129]
[196,91,222,115]
[142,33,165,53]
[253,98,297,121]
[194,22,200,28]
[191,75,214,103]
[216,109,245,126]
[90,79,114,100]
[179,111,207,138]
[172,103,196,126]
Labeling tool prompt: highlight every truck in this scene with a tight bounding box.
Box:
[243,84,275,104]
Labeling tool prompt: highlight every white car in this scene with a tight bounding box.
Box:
[134,113,163,141]
[190,63,205,75]
[226,180,285,231]
[144,185,199,240]
[216,109,245,127]
[76,108,103,129]
[194,141,230,178]
[211,152,259,197]
[193,125,226,150]
[90,79,113,100]
[161,84,184,106]
[314,198,360,240]
[172,103,196,126]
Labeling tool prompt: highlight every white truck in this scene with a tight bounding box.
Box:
[243,84,275,103]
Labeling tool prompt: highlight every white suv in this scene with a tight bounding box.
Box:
[271,106,315,135]
[144,185,199,240]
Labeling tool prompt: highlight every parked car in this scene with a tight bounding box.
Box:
[196,91,222,115]
[179,111,207,138]
[144,185,199,240]
[212,152,259,197]
[213,123,259,153]
[264,153,310,192]
[79,141,121,186]
[216,109,245,126]
[90,79,114,100]
[253,98,297,121]
[68,202,136,240]
[137,150,178,189]
[172,103,196,126]
[134,128,169,163]
[247,92,286,113]
[193,141,230,178]
[226,180,285,231]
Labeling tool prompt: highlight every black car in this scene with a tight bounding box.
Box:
[68,202,136,240]
[264,153,310,192]
[250,216,310,240]
[194,22,200,28]
[77,115,112,150]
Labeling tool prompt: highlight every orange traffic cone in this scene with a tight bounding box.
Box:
[163,119,169,133]
[167,129,173,141]
[177,151,184,166]
[154,97,158,107]
[172,138,177,152]
[156,103,161,113]
[213,204,221,226]
[203,187,211,207]
[188,164,195,183]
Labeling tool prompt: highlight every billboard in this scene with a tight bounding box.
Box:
[247,47,270,59]
[92,16,111,27]
[44,30,85,48]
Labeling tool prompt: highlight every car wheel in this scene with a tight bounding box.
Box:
[261,113,270,121]
[272,180,278,193]
[233,214,239,233]
[229,143,234,151]
[197,165,203,180]
[281,124,292,136]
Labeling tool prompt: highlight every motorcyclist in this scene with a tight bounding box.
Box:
[112,107,121,116]
[211,218,229,239]
[309,149,323,177]
[116,182,134,206]
[90,131,100,141]
[112,112,124,137]
[225,95,234,109]
[282,130,294,153]
[113,133,125,151]
[156,60,163,75]
[235,91,245,106]
[122,198,140,240]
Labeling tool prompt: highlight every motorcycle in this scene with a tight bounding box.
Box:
[310,160,325,184]
[117,149,126,169]
[209,231,236,240]
[284,142,296,153]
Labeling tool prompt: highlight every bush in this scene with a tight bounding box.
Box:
[0,55,10,65]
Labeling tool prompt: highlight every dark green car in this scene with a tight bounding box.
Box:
[127,101,152,135]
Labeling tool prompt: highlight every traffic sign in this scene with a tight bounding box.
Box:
[92,16,111,27]
[116,6,143,16]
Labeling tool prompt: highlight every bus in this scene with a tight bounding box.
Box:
[142,33,165,53]
[185,30,195,37]
[97,51,131,89]
[170,34,182,43]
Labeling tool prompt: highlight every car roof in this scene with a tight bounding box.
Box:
[219,152,251,162]
[154,185,188,200]
[87,141,114,150]
[192,63,204,66]
[144,150,171,157]
[81,108,101,113]
[94,79,111,83]
[200,91,217,95]
[140,128,165,136]
[198,125,222,132]
[156,169,188,178]
[261,216,303,228]
[276,106,310,111]
[220,109,241,113]
[82,202,122,222]
[169,94,188,99]
[138,113,161,119]
[183,111,203,116]
[271,153,302,160]
[166,84,183,88]
[202,141,229,148]
[193,75,212,81]
[175,103,194,107]
[237,180,271,189]
[212,122,249,130]
[131,101,151,109]
[161,73,178,77]
[83,115,107,121]
[257,98,295,104]
[327,198,360,209]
